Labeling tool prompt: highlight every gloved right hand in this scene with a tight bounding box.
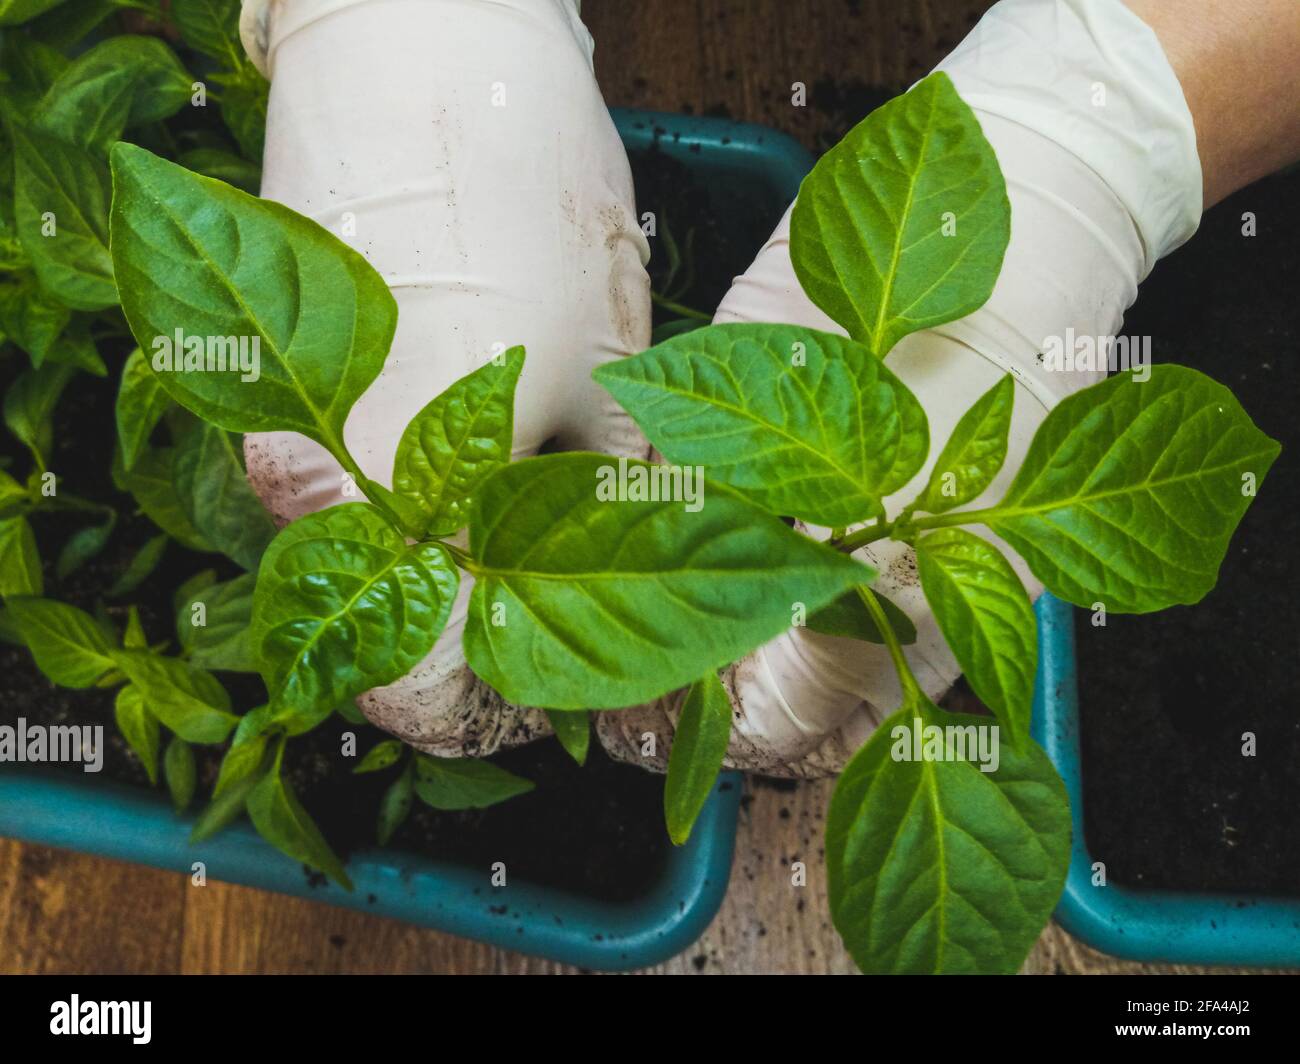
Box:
[597,0,1204,777]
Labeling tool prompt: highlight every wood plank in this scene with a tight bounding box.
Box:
[0,838,185,974]
[585,0,994,150]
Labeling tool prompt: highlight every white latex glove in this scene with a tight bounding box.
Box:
[596,0,1204,777]
[239,0,653,756]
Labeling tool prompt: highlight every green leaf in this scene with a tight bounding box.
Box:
[463,452,871,709]
[595,323,927,526]
[177,147,260,194]
[826,699,1070,974]
[664,673,731,845]
[189,763,262,843]
[216,70,268,162]
[174,567,217,615]
[191,711,272,838]
[122,605,147,649]
[114,683,160,784]
[5,361,72,469]
[24,0,121,50]
[268,698,336,739]
[0,515,42,596]
[247,738,352,889]
[392,347,524,536]
[412,754,533,811]
[12,125,116,311]
[0,468,28,518]
[915,529,1036,745]
[232,701,273,746]
[790,72,1010,357]
[213,728,269,799]
[8,597,116,686]
[40,321,104,375]
[0,27,67,108]
[56,519,114,580]
[172,0,245,68]
[110,144,395,455]
[111,650,238,743]
[0,273,71,367]
[111,444,212,551]
[913,374,1013,514]
[354,738,403,775]
[545,708,590,766]
[0,609,20,646]
[34,36,194,152]
[807,586,916,645]
[174,420,276,570]
[177,572,257,672]
[252,503,459,721]
[0,195,21,266]
[106,532,167,598]
[164,736,197,812]
[116,346,171,471]
[980,366,1281,612]
[651,317,707,345]
[276,697,350,734]
[376,760,414,846]
[0,0,65,26]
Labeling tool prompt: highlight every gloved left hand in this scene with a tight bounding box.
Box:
[240,0,653,756]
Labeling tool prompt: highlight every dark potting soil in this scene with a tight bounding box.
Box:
[629,135,757,321]
[0,144,783,902]
[1076,169,1300,895]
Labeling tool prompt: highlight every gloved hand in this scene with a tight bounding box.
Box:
[239,0,653,756]
[596,0,1203,776]
[240,0,1203,775]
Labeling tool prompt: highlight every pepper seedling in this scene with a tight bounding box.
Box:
[104,72,1278,974]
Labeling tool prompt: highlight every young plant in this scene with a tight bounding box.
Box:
[8,595,238,805]
[0,5,270,586]
[596,72,1280,973]
[647,209,710,344]
[20,1,1272,975]
[105,136,869,720]
[103,138,868,881]
[108,71,1278,972]
[0,5,369,877]
[1,0,553,893]
[355,739,534,845]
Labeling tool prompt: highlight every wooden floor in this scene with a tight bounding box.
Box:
[0,0,1250,975]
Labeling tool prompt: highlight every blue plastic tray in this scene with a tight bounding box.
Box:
[1034,593,1300,966]
[0,110,817,972]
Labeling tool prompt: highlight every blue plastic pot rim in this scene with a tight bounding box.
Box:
[1033,593,1300,967]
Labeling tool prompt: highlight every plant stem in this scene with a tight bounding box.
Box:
[36,491,115,518]
[836,505,997,553]
[440,541,476,572]
[650,292,711,322]
[329,443,409,531]
[907,507,999,531]
[855,586,923,702]
[836,519,895,553]
[326,444,474,571]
